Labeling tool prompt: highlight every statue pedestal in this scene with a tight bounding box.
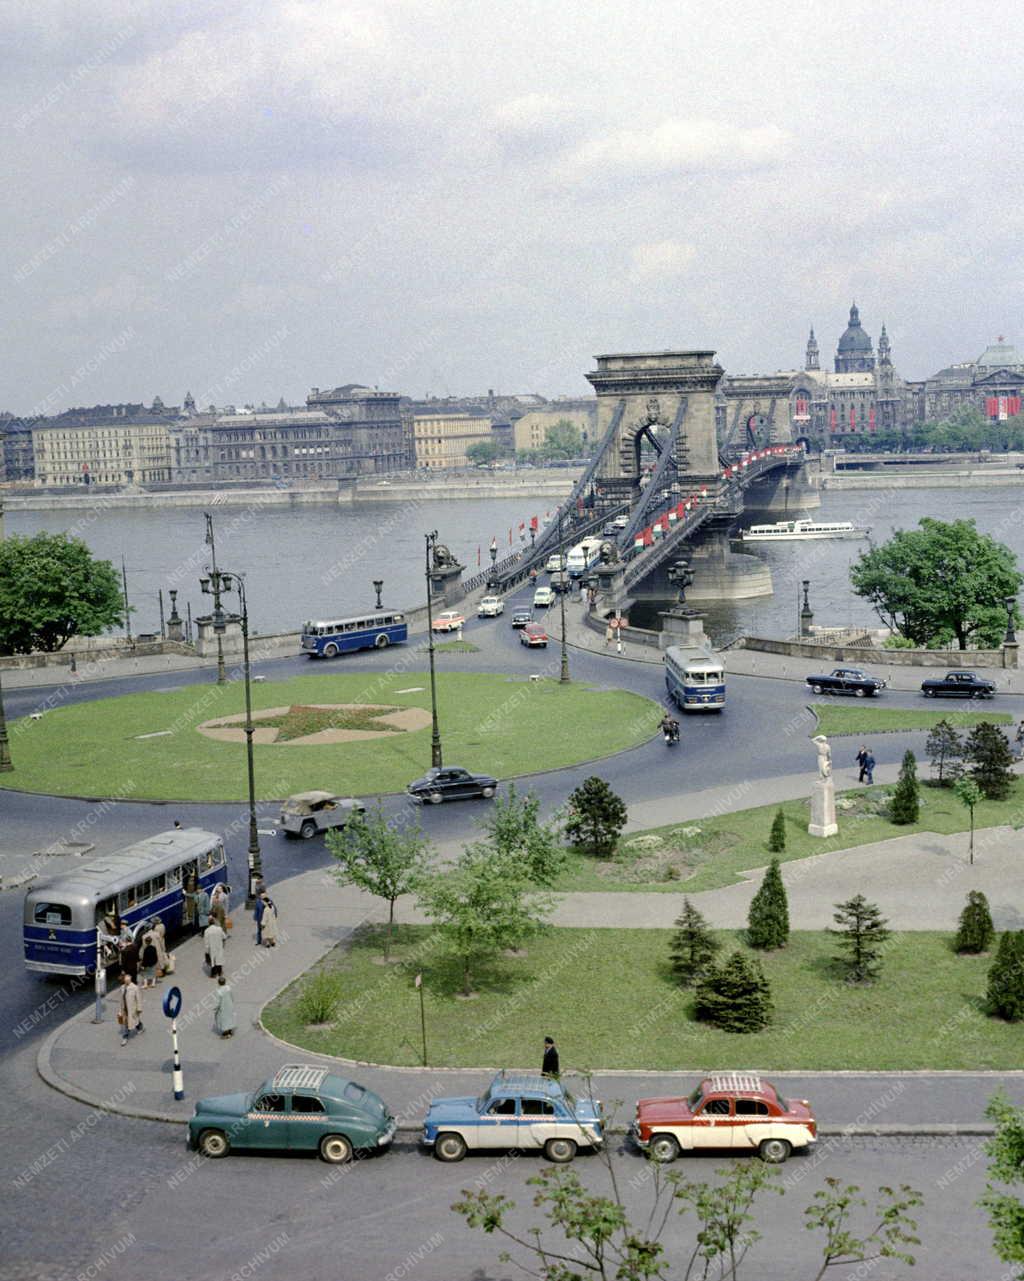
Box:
[808,778,838,838]
[658,609,708,652]
[429,563,465,608]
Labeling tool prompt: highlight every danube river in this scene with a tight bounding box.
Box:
[8,484,1024,642]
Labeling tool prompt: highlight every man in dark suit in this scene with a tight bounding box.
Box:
[542,1036,559,1078]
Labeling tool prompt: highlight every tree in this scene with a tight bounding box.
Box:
[965,722,1015,800]
[478,784,566,887]
[925,719,963,786]
[541,418,583,460]
[830,894,890,983]
[669,898,720,986]
[954,776,983,864]
[768,807,786,852]
[981,1091,1024,1273]
[804,1178,922,1279]
[986,931,1024,1022]
[416,844,551,995]
[466,439,501,465]
[955,890,995,954]
[747,858,790,950]
[326,804,430,960]
[564,776,627,858]
[890,750,920,824]
[849,518,1022,649]
[694,950,773,1032]
[0,532,123,653]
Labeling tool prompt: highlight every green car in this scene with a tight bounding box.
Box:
[187,1063,396,1163]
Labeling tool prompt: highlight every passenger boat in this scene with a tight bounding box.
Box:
[738,519,868,542]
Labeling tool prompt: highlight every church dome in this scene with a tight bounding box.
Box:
[837,303,873,353]
[976,340,1023,369]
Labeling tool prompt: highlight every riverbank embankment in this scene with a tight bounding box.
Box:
[822,468,1024,490]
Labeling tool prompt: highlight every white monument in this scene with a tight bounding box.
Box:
[808,734,838,838]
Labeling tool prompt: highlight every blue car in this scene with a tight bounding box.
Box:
[421,1073,603,1163]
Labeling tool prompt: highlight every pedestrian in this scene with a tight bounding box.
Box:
[253,891,265,946]
[204,918,226,977]
[149,918,169,978]
[210,883,230,932]
[542,1035,559,1078]
[118,972,144,1047]
[119,936,139,983]
[191,883,211,935]
[864,749,876,785]
[173,820,183,830]
[855,745,869,783]
[212,976,235,1039]
[139,930,159,989]
[605,622,614,647]
[1015,721,1024,760]
[260,894,278,948]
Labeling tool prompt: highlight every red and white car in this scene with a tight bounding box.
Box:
[519,622,549,647]
[431,611,465,633]
[631,1073,816,1164]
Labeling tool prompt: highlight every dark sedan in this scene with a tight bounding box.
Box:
[407,766,498,804]
[921,670,997,699]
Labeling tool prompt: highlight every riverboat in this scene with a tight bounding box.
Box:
[738,519,867,542]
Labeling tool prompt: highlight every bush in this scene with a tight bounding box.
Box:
[955,890,995,954]
[294,971,344,1024]
[890,750,920,824]
[767,808,786,853]
[830,894,891,983]
[747,858,789,950]
[926,720,963,786]
[694,951,773,1032]
[564,777,627,858]
[987,932,1024,1021]
[669,898,720,986]
[965,722,1015,800]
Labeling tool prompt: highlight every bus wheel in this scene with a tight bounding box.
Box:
[323,643,339,658]
[375,634,390,648]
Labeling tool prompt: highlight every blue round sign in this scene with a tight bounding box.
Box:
[162,986,183,1019]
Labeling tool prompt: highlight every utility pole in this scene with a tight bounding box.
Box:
[424,532,443,768]
[558,510,570,684]
[204,512,227,685]
[121,557,132,647]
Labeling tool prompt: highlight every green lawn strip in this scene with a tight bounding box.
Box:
[262,925,1013,1071]
[259,705,404,740]
[3,671,657,802]
[433,640,480,653]
[812,706,1011,737]
[552,778,1024,893]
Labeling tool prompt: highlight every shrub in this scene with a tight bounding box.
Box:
[295,971,344,1024]
[987,932,1024,1022]
[564,777,628,858]
[955,890,995,954]
[767,808,786,853]
[669,898,720,986]
[830,894,891,983]
[926,720,963,787]
[747,858,790,950]
[965,722,1015,800]
[890,750,920,824]
[694,951,773,1032]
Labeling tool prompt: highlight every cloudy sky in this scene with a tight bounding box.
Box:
[2,0,1021,415]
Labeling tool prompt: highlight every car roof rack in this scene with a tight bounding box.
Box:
[707,1071,763,1094]
[272,1064,330,1091]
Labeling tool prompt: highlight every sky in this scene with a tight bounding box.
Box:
[1,0,1022,416]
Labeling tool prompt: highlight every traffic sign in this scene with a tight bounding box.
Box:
[162,986,182,1019]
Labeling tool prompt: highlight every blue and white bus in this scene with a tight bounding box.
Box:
[664,647,726,713]
[23,828,226,976]
[301,612,408,659]
[565,537,603,578]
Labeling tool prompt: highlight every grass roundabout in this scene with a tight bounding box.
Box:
[5,670,660,801]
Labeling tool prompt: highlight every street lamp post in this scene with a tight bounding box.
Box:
[0,667,12,772]
[373,580,384,611]
[799,579,813,639]
[203,512,227,685]
[424,532,443,768]
[557,511,570,684]
[1004,596,1017,645]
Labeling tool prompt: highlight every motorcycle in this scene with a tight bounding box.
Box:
[662,720,680,746]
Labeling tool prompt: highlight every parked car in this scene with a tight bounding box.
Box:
[805,667,886,698]
[511,609,533,629]
[533,586,555,608]
[431,610,465,633]
[279,792,365,840]
[406,766,498,804]
[477,596,504,617]
[631,1072,816,1165]
[921,670,996,699]
[422,1073,603,1163]
[520,622,549,647]
[187,1063,396,1162]
[549,570,570,593]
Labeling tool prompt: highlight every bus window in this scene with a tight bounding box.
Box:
[34,902,72,926]
[137,880,151,903]
[167,866,182,887]
[203,850,216,871]
[152,873,166,895]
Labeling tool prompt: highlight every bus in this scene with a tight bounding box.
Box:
[301,612,408,658]
[664,647,726,713]
[23,828,226,976]
[565,537,604,578]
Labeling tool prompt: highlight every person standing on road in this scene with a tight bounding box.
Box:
[863,749,876,785]
[119,936,139,984]
[260,894,278,948]
[542,1035,560,1078]
[855,745,869,783]
[204,919,226,977]
[213,976,235,1039]
[139,931,159,989]
[253,892,265,946]
[118,973,143,1047]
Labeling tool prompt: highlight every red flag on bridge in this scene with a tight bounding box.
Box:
[530,515,538,531]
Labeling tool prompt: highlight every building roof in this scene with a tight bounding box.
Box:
[977,341,1023,369]
[836,303,873,354]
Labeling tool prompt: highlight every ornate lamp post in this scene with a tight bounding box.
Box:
[0,668,12,772]
[489,538,498,569]
[1004,596,1017,646]
[424,532,443,768]
[373,580,384,611]
[557,511,570,684]
[201,567,263,908]
[800,580,813,639]
[203,513,227,685]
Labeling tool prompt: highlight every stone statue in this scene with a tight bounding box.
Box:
[812,734,832,779]
[432,542,457,570]
[599,540,619,565]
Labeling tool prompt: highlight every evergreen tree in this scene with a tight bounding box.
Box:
[830,894,891,983]
[925,719,963,787]
[767,807,786,853]
[564,776,627,858]
[987,932,1024,1022]
[747,858,790,950]
[955,890,995,954]
[668,897,720,986]
[694,951,773,1032]
[965,722,1015,800]
[890,750,920,824]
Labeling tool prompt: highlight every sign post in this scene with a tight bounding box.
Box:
[162,985,185,1100]
[415,973,427,1067]
[92,929,116,1024]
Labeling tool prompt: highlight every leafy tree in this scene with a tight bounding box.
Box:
[804,1178,922,1277]
[830,894,891,983]
[849,518,1022,649]
[954,776,983,864]
[326,804,431,960]
[694,950,773,1032]
[416,844,551,995]
[747,858,790,950]
[466,439,501,465]
[965,722,1015,800]
[478,784,566,887]
[890,750,920,824]
[565,776,627,858]
[981,1091,1024,1274]
[541,418,584,460]
[669,897,720,986]
[986,931,1024,1022]
[955,890,995,955]
[0,532,123,653]
[767,807,786,853]
[925,719,963,786]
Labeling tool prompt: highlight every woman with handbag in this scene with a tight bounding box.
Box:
[118,973,143,1047]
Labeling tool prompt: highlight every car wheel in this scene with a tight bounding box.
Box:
[480,786,495,799]
[758,1137,791,1164]
[811,684,823,696]
[375,634,390,649]
[434,1132,467,1162]
[299,820,318,840]
[323,643,339,658]
[319,1134,353,1164]
[429,792,444,805]
[973,689,985,700]
[854,688,866,698]
[649,1134,680,1163]
[198,1129,230,1159]
[544,1137,577,1164]
[923,688,933,697]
